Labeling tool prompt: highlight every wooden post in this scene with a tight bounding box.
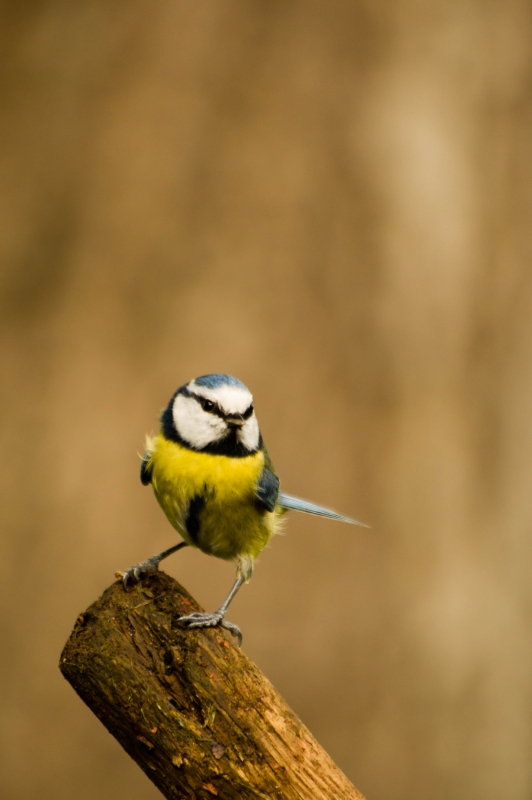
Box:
[60,571,365,800]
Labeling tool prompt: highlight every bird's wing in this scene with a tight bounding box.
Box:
[276,492,368,527]
[140,453,152,485]
[255,467,280,512]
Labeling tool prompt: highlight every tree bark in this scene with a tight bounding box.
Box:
[59,571,365,800]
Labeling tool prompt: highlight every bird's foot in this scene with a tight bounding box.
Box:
[121,554,162,588]
[178,611,242,646]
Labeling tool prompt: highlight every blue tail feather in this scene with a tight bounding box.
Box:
[277,493,369,527]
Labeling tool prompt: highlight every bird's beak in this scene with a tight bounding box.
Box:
[226,415,244,430]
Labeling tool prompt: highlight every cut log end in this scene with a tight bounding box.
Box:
[60,571,365,800]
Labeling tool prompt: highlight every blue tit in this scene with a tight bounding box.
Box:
[123,373,367,644]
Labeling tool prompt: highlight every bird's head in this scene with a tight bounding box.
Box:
[161,374,260,455]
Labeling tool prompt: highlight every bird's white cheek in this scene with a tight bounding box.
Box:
[173,395,225,448]
[239,415,260,451]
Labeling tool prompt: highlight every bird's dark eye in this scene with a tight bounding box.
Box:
[242,404,254,420]
[202,399,215,412]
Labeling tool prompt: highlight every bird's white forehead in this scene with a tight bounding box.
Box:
[188,380,253,414]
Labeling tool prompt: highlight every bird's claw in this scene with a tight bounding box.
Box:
[122,555,161,588]
[220,620,243,646]
[178,611,242,646]
[179,610,223,628]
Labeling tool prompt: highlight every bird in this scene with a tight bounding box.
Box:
[122,373,367,644]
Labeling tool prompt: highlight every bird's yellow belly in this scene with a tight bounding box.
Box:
[147,434,277,562]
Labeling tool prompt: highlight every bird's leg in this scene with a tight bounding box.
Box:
[179,575,244,645]
[121,541,189,588]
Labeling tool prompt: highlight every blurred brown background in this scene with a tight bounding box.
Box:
[1,1,531,799]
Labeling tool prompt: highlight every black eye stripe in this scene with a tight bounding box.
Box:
[186,393,223,417]
[242,404,254,420]
[187,391,253,421]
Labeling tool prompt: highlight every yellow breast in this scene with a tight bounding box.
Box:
[146,434,277,563]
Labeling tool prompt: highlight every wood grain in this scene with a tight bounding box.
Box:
[60,571,365,800]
